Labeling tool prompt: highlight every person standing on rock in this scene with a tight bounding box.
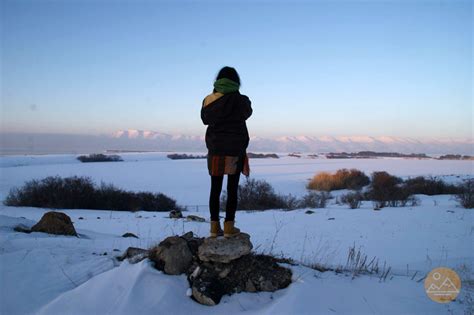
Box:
[201,66,252,238]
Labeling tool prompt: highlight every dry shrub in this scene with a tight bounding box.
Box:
[4,176,182,212]
[307,169,370,191]
[222,178,290,210]
[336,169,370,190]
[456,179,474,209]
[307,172,333,191]
[222,179,330,211]
[299,191,332,209]
[340,191,363,209]
[403,176,461,195]
[367,171,417,208]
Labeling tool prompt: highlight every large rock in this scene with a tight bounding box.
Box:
[31,211,77,236]
[198,233,252,263]
[149,235,193,275]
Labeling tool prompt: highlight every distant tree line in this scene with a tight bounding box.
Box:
[323,151,473,160]
[77,153,123,163]
[247,153,279,159]
[325,151,429,159]
[167,154,207,160]
[437,154,474,160]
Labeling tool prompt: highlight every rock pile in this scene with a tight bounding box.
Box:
[143,231,292,306]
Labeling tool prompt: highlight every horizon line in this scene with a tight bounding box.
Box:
[1,130,473,142]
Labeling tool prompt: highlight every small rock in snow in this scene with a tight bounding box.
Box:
[122,232,139,238]
[186,215,206,222]
[169,210,183,219]
[117,247,148,263]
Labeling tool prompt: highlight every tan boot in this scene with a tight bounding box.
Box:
[223,221,241,238]
[210,221,223,238]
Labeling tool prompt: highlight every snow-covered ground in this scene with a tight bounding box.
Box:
[1,152,472,206]
[0,153,473,314]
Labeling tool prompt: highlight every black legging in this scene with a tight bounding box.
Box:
[209,173,240,222]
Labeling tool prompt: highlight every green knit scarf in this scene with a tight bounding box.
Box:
[214,78,240,94]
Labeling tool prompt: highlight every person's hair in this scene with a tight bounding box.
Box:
[216,66,240,85]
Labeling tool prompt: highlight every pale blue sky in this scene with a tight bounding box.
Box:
[1,0,472,139]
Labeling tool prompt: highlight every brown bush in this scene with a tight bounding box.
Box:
[307,172,333,191]
[367,171,413,208]
[307,169,370,191]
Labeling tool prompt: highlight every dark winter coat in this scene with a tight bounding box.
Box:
[201,91,252,156]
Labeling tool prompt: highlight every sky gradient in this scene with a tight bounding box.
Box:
[1,0,472,139]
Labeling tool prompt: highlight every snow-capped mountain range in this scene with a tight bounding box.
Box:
[110,130,472,155]
[1,129,472,155]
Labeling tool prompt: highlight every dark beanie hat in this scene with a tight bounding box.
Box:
[216,66,240,85]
